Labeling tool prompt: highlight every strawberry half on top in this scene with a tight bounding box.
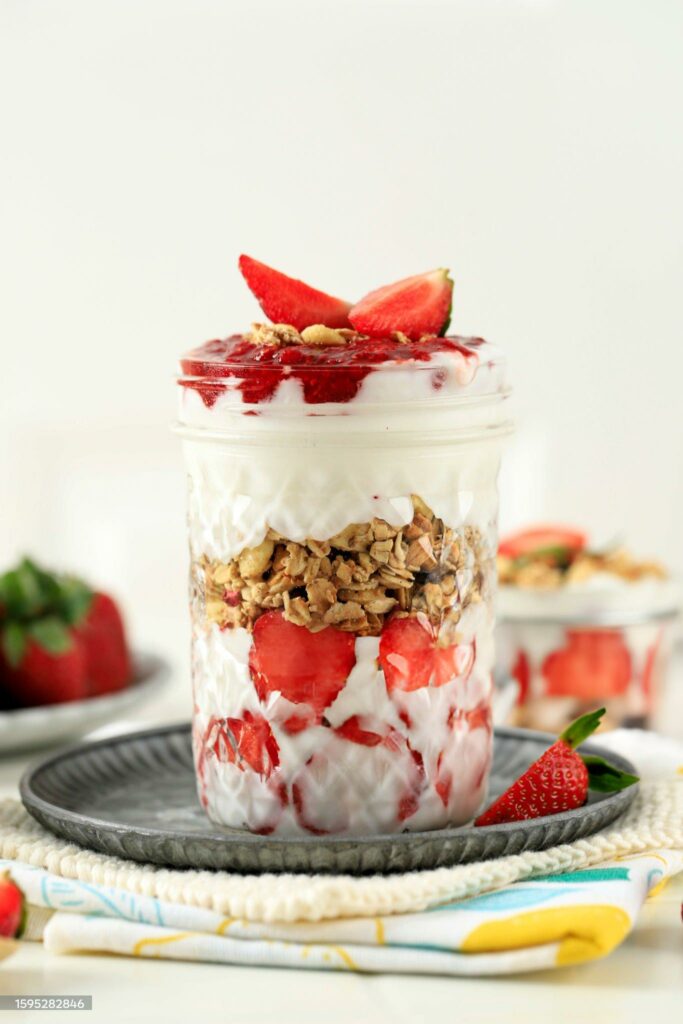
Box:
[0,558,132,707]
[474,708,638,826]
[238,255,352,331]
[349,268,453,340]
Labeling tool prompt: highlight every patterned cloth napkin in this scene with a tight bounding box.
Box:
[3,730,682,976]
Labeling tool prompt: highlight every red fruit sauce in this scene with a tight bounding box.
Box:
[179,334,482,407]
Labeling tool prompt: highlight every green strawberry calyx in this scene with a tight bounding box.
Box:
[560,707,606,749]
[559,707,639,792]
[0,558,93,667]
[439,269,454,335]
[511,544,576,570]
[582,754,639,793]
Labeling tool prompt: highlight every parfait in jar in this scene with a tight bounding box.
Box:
[176,256,511,836]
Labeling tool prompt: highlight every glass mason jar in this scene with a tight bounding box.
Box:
[496,583,680,734]
[176,336,511,836]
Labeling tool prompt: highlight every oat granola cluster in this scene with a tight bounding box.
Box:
[198,496,490,639]
[498,546,667,590]
[248,322,430,349]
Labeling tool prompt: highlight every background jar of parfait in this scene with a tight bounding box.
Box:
[495,596,680,733]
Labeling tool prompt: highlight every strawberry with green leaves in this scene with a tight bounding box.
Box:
[0,558,131,707]
[475,708,638,826]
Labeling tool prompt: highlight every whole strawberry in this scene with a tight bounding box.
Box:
[0,872,24,939]
[475,708,638,826]
[0,558,131,707]
[75,593,131,696]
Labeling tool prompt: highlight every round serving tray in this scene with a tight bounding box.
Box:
[20,723,638,876]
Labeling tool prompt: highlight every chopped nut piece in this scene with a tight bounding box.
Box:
[324,601,367,632]
[283,542,308,579]
[282,593,312,627]
[213,563,238,585]
[411,494,435,521]
[238,538,275,579]
[300,324,347,347]
[369,539,393,564]
[405,535,438,571]
[249,322,302,347]
[307,539,331,558]
[372,521,396,542]
[307,578,337,614]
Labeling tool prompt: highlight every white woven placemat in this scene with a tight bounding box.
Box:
[2,773,682,923]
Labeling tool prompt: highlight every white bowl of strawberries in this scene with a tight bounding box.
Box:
[0,559,169,754]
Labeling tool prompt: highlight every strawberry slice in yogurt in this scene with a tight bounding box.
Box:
[249,611,356,734]
[379,614,475,693]
[197,712,287,834]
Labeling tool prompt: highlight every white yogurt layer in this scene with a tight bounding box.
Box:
[178,338,509,560]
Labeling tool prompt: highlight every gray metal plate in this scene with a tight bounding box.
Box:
[20,724,638,875]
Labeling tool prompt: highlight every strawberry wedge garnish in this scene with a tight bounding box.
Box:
[498,525,587,566]
[474,708,638,826]
[349,269,453,340]
[238,255,352,331]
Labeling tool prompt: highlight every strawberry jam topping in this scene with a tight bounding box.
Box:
[180,334,482,407]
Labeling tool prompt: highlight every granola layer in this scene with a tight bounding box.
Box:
[196,496,491,639]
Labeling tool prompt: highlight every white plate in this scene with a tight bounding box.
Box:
[0,652,170,755]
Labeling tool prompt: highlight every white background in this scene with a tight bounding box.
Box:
[1,0,682,677]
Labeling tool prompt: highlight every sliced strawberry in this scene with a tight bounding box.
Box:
[76,592,132,696]
[0,873,24,938]
[498,525,587,562]
[0,634,88,707]
[198,713,286,834]
[203,711,279,778]
[475,737,589,826]
[379,615,474,693]
[475,708,637,826]
[334,714,412,752]
[238,255,351,331]
[542,630,632,700]
[641,635,662,703]
[249,611,356,722]
[348,269,453,340]
[512,648,531,704]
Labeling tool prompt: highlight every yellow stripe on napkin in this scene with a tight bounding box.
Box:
[461,905,631,966]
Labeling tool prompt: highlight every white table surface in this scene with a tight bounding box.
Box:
[1,669,682,1024]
